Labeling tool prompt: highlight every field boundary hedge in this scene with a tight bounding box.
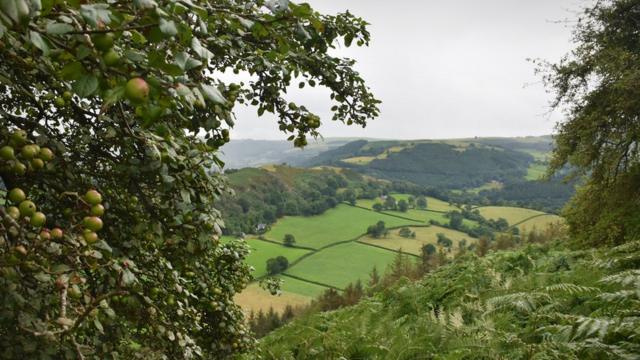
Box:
[510,213,561,229]
[280,273,343,292]
[252,237,317,251]
[356,240,421,259]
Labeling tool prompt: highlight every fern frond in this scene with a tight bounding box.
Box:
[448,309,464,329]
[573,316,612,341]
[599,270,640,287]
[609,240,640,255]
[598,290,639,303]
[486,292,551,314]
[544,283,601,296]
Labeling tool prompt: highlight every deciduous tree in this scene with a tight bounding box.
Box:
[0,0,378,357]
[542,0,640,245]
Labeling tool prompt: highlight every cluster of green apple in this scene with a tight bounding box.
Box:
[0,130,54,175]
[4,187,47,229]
[81,190,105,244]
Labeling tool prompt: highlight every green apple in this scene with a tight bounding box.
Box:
[90,204,105,216]
[83,230,98,244]
[8,188,25,203]
[125,78,150,103]
[0,146,15,160]
[30,212,46,227]
[84,190,102,205]
[18,200,36,217]
[83,216,103,231]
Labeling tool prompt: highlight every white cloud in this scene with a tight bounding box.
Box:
[231,0,590,141]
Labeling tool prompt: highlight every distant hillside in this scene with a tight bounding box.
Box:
[303,138,542,189]
[219,138,363,169]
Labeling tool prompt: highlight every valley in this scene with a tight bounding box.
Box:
[225,184,564,314]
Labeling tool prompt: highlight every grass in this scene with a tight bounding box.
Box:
[265,204,420,249]
[221,237,312,279]
[341,145,410,165]
[476,206,546,226]
[517,214,564,233]
[285,242,399,289]
[467,181,503,194]
[233,283,312,314]
[280,276,330,298]
[521,149,551,161]
[359,225,475,257]
[526,162,547,180]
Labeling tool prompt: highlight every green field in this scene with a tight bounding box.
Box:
[360,225,475,256]
[280,275,330,297]
[222,237,311,278]
[476,206,546,226]
[265,204,420,249]
[526,163,547,180]
[232,201,558,315]
[285,242,399,289]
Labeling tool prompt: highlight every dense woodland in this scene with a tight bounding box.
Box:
[306,141,533,188]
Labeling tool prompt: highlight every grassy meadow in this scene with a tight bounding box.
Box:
[284,242,399,289]
[476,206,546,226]
[243,239,312,278]
[265,204,420,249]
[526,163,547,180]
[517,214,564,233]
[230,197,562,316]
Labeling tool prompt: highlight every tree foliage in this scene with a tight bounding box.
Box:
[0,0,378,357]
[543,0,640,245]
[266,256,288,275]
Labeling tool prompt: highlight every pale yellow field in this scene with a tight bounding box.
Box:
[342,156,377,165]
[260,164,277,172]
[477,206,546,226]
[517,214,564,233]
[234,283,311,314]
[359,225,475,257]
[342,146,408,165]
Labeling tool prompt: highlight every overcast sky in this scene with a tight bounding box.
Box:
[230,0,589,141]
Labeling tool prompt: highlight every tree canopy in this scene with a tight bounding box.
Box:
[543,0,640,245]
[0,0,378,357]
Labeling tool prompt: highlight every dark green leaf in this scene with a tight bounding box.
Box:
[72,74,98,97]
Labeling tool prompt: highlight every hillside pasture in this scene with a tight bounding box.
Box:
[476,206,546,226]
[517,214,564,233]
[265,204,420,249]
[285,242,399,289]
[359,226,475,257]
[526,163,547,180]
[280,275,330,298]
[241,238,312,278]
